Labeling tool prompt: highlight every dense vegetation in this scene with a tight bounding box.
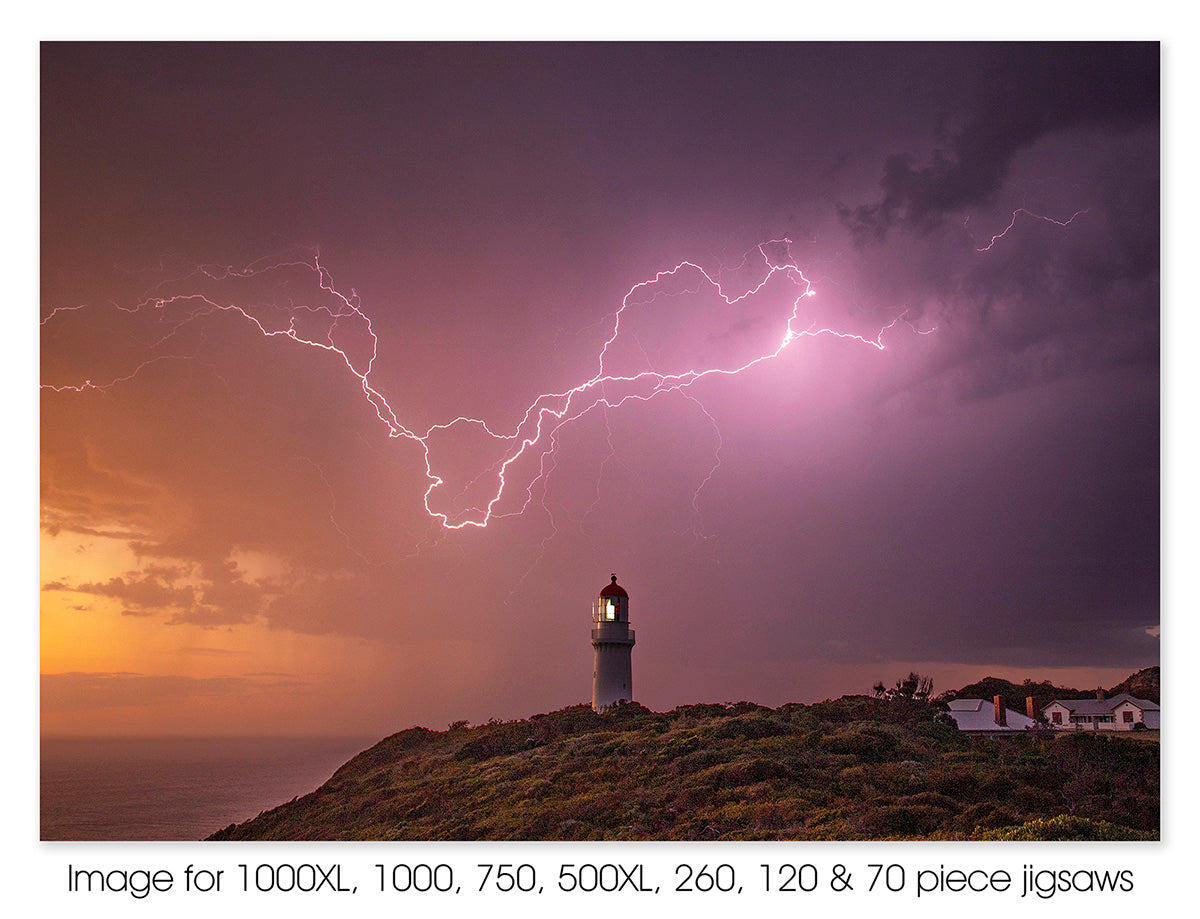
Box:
[210,680,1158,841]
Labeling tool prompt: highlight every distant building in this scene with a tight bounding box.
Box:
[1043,690,1160,731]
[947,695,1037,733]
[591,574,635,712]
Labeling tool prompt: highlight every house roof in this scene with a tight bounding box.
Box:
[1043,693,1159,715]
[947,699,1036,732]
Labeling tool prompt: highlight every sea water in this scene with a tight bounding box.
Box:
[40,735,374,841]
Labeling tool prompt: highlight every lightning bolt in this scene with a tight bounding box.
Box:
[41,239,928,533]
[974,207,1090,252]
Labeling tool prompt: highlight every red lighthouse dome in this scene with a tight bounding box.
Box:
[599,574,628,598]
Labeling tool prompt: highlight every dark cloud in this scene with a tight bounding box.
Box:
[52,574,196,610]
[840,43,1158,241]
[44,566,268,627]
[831,51,1160,417]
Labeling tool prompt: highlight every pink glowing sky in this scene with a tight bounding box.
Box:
[40,42,1159,736]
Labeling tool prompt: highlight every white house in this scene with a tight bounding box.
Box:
[1042,692,1159,731]
[947,696,1037,732]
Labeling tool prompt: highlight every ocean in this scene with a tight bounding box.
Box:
[40,735,375,841]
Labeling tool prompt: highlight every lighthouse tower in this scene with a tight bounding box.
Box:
[591,574,636,712]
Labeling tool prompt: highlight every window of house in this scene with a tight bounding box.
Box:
[1123,710,1134,723]
[1051,711,1061,724]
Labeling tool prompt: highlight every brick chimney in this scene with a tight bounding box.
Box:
[1096,687,1105,701]
[1026,696,1036,720]
[993,695,1006,726]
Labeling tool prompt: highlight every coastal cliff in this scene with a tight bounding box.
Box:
[210,672,1159,841]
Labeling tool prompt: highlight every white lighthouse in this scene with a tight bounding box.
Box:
[591,574,635,712]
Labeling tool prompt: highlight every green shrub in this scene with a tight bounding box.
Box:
[819,724,900,761]
[975,814,1156,841]
[711,712,792,740]
[855,802,949,837]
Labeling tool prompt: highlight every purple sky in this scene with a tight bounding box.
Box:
[40,42,1159,736]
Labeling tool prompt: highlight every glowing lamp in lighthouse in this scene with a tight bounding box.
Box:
[591,574,636,712]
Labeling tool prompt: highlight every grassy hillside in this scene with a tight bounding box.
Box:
[209,694,1158,841]
[1107,666,1160,703]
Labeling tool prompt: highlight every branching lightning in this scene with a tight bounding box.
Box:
[41,239,930,532]
[973,207,1090,252]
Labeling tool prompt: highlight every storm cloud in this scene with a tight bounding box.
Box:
[40,42,1159,735]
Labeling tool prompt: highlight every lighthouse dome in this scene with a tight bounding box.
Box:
[599,574,628,598]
